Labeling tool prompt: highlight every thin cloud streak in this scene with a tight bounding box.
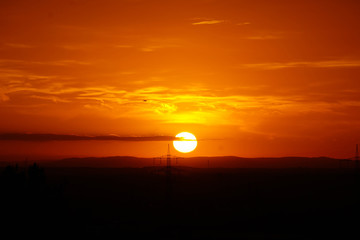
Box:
[192,20,225,25]
[236,22,251,26]
[4,43,35,48]
[240,60,360,70]
[244,35,282,40]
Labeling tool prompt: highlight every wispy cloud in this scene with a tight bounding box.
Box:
[2,64,359,128]
[239,60,360,70]
[114,45,133,49]
[0,58,93,67]
[38,60,93,66]
[244,35,282,40]
[30,95,71,103]
[237,22,251,26]
[192,19,225,25]
[154,103,178,114]
[140,46,161,52]
[140,45,179,52]
[4,43,34,48]
[59,44,134,51]
[241,30,286,40]
[140,38,182,52]
[60,44,94,51]
[2,80,353,117]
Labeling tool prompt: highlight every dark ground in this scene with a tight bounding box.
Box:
[1,165,360,239]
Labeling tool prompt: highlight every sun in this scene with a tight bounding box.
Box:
[173,132,197,153]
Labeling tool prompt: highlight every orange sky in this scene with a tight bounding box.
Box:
[1,0,360,158]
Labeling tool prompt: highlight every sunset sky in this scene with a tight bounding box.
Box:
[1,0,360,159]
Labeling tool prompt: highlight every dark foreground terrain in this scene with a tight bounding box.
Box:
[1,165,360,239]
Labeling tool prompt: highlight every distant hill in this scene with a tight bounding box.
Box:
[186,156,342,168]
[45,156,149,168]
[37,156,347,168]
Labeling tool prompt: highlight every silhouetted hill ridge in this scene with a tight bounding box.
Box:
[40,155,345,168]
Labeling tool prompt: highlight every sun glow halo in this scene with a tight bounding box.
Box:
[173,132,197,153]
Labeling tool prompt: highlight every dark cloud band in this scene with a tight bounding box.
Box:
[0,133,178,142]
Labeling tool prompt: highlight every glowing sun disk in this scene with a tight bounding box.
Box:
[173,132,197,153]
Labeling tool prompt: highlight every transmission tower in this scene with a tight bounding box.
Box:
[153,144,182,168]
[153,144,182,210]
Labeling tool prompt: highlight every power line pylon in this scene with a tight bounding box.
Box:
[153,144,182,210]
